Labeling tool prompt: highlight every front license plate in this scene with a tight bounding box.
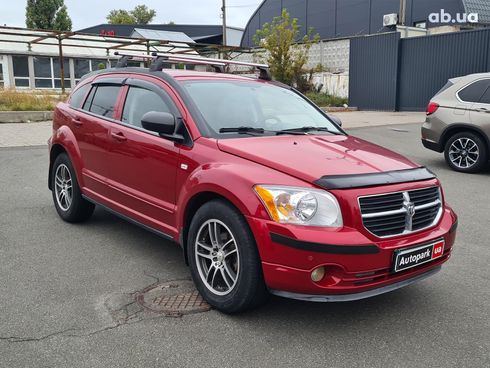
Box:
[393,240,445,273]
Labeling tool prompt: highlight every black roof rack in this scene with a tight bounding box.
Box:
[113,51,272,81]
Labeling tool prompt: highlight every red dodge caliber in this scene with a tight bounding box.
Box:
[48,58,457,313]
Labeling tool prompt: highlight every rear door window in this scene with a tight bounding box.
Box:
[86,85,120,118]
[122,87,172,129]
[82,86,96,111]
[69,83,91,109]
[458,79,490,103]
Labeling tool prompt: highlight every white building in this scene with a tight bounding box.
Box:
[0,26,218,91]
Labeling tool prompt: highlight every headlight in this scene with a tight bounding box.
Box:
[254,185,343,227]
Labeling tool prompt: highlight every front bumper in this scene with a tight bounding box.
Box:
[246,204,457,300]
[271,266,441,302]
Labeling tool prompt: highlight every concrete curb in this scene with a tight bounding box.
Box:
[321,107,358,112]
[0,111,53,124]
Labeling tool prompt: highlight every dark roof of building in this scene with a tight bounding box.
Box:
[77,24,224,40]
[463,0,490,23]
[77,24,245,45]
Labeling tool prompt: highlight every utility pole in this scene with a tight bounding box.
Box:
[222,0,227,46]
[399,0,406,26]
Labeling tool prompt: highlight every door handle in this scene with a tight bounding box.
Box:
[476,107,490,113]
[72,117,83,127]
[111,131,127,142]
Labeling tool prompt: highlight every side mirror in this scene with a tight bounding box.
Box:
[328,114,342,127]
[141,111,176,135]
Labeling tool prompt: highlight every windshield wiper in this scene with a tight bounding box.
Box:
[277,126,342,135]
[219,126,266,134]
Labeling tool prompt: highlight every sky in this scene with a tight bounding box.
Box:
[1,0,263,30]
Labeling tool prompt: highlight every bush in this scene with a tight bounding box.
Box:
[0,89,64,111]
[305,92,348,107]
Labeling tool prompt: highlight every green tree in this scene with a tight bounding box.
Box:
[106,9,136,24]
[106,5,156,25]
[131,5,156,24]
[25,0,72,31]
[254,9,319,90]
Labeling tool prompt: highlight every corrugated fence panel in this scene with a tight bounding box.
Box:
[398,29,490,111]
[349,32,400,111]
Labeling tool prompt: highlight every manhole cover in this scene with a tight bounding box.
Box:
[136,279,211,316]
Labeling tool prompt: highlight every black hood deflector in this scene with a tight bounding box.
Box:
[314,167,436,190]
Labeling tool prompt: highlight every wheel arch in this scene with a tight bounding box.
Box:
[48,126,84,190]
[179,190,255,265]
[48,144,68,190]
[440,123,490,155]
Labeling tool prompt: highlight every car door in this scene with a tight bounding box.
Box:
[70,80,124,198]
[105,77,183,236]
[469,81,490,133]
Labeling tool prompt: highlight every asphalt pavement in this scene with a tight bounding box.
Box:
[0,123,489,368]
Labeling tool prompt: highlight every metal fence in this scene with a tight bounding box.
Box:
[349,32,400,111]
[349,28,490,111]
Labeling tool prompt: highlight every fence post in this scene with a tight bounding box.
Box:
[58,36,65,94]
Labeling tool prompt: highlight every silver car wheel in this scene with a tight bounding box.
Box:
[448,137,479,169]
[54,164,73,211]
[195,219,240,296]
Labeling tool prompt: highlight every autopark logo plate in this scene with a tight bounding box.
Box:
[394,240,445,273]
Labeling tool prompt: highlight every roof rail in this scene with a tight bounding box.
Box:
[113,51,155,68]
[113,51,272,81]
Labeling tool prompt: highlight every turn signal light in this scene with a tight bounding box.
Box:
[426,102,440,116]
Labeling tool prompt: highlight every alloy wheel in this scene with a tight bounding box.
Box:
[54,164,73,211]
[194,219,240,296]
[448,137,479,169]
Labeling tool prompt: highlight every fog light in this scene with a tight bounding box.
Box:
[311,267,325,282]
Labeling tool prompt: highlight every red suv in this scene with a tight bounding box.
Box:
[48,55,458,313]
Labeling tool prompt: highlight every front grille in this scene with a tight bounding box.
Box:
[359,187,442,238]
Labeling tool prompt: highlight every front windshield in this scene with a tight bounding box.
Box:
[181,80,342,137]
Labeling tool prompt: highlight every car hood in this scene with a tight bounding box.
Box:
[217,134,420,184]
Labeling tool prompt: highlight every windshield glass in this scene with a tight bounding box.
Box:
[181,80,342,137]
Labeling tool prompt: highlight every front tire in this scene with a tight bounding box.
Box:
[187,199,268,313]
[51,153,95,222]
[444,132,488,173]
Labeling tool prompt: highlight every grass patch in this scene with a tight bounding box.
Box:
[305,92,348,107]
[0,89,65,111]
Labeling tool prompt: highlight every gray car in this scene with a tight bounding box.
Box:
[422,73,490,173]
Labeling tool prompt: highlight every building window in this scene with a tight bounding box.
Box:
[74,59,90,82]
[91,59,108,70]
[73,59,109,84]
[34,56,52,88]
[33,56,70,89]
[53,58,70,89]
[12,56,30,88]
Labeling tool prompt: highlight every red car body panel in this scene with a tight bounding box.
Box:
[49,69,458,300]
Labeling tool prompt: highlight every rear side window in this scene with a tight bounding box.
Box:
[479,87,490,104]
[69,83,91,109]
[122,87,172,128]
[86,85,120,118]
[434,81,454,97]
[458,79,490,103]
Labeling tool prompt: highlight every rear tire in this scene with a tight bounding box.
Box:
[444,132,488,173]
[51,153,95,222]
[187,199,268,313]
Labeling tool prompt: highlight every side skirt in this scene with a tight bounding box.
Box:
[82,194,175,242]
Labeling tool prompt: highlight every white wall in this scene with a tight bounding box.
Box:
[311,72,349,98]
